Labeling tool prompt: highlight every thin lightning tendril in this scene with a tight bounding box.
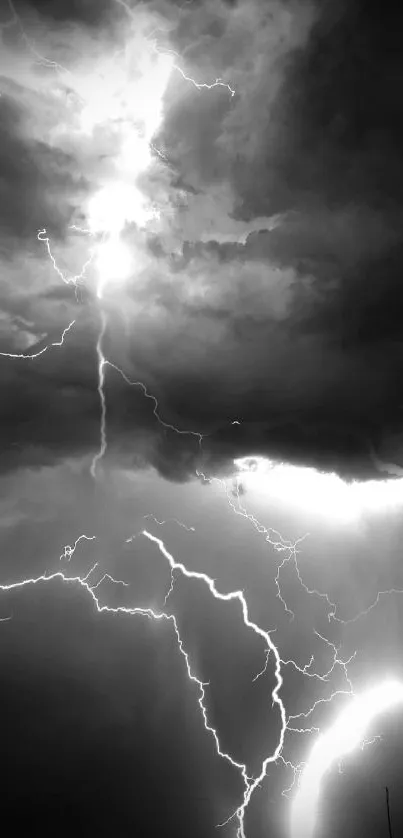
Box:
[91,312,108,478]
[143,514,195,532]
[0,319,76,360]
[59,534,97,562]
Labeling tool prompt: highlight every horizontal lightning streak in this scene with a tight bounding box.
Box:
[0,319,76,360]
[143,513,195,532]
[172,64,235,97]
[329,586,403,625]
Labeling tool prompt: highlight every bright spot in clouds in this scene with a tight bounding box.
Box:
[87,182,158,235]
[77,44,174,137]
[95,237,133,294]
[235,457,403,522]
[291,680,403,838]
[77,37,174,298]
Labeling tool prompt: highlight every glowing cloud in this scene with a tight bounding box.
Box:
[87,182,157,237]
[95,236,133,298]
[290,680,403,838]
[68,34,174,299]
[235,457,403,522]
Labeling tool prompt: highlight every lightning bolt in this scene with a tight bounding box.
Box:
[3,6,396,837]
[0,540,250,828]
[90,312,108,478]
[136,530,360,838]
[143,514,195,532]
[0,319,76,360]
[170,63,235,97]
[59,534,97,562]
[37,229,95,298]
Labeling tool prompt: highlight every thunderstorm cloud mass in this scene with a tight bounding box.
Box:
[1,0,403,836]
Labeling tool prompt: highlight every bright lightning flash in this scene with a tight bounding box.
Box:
[291,680,403,838]
[80,44,176,474]
[235,456,403,522]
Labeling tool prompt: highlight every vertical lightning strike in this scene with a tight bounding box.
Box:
[139,529,287,837]
[138,529,365,838]
[90,311,108,479]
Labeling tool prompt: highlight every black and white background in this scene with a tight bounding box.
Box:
[1,0,403,835]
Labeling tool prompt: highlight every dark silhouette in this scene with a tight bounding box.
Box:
[386,787,393,838]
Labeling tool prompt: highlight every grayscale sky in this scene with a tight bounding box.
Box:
[1,1,403,836]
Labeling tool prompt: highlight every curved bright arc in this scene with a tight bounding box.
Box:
[290,680,403,838]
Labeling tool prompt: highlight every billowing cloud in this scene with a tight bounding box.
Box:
[1,0,403,484]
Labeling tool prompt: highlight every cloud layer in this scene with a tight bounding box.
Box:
[1,0,403,482]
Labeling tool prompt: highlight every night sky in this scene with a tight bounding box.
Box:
[1,0,403,836]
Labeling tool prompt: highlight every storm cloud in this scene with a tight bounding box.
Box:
[1,0,403,483]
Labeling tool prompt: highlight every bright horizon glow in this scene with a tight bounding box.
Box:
[234,457,403,522]
[290,680,403,838]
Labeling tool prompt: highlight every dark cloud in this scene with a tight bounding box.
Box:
[0,94,80,242]
[13,0,113,27]
[2,0,403,485]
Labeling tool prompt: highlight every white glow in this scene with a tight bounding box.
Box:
[77,38,173,296]
[95,237,133,298]
[78,47,174,138]
[87,182,157,236]
[234,457,403,522]
[291,680,403,838]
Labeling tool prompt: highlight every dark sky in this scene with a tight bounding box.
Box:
[1,0,403,836]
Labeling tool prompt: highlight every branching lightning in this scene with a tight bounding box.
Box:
[143,514,195,532]
[168,61,235,97]
[90,312,108,478]
[2,5,401,838]
[59,534,97,562]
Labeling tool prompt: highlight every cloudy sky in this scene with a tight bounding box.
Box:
[1,0,403,835]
